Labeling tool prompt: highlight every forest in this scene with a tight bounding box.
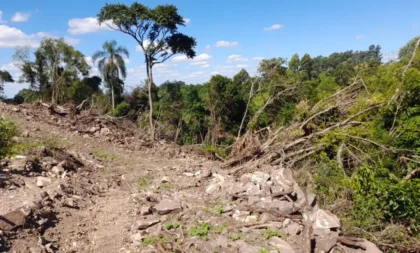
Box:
[1,2,420,251]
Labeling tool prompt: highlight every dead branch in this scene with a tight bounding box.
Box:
[300,105,337,130]
[404,168,420,181]
[337,237,367,250]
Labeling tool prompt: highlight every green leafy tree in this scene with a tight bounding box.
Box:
[97,2,197,139]
[0,70,14,94]
[92,40,129,110]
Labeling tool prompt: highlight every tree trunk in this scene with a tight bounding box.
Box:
[111,82,115,110]
[147,62,155,140]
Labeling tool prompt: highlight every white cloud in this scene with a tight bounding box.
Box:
[183,18,191,24]
[236,64,248,68]
[383,51,398,62]
[68,17,111,35]
[0,24,44,48]
[205,45,211,50]
[64,36,80,46]
[355,34,364,40]
[252,57,264,61]
[11,12,30,22]
[201,64,210,68]
[172,53,212,63]
[191,61,209,66]
[0,11,7,24]
[226,54,248,63]
[263,24,284,31]
[215,40,238,48]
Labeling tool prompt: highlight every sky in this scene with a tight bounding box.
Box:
[1,0,420,97]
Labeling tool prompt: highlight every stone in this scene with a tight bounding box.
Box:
[283,218,292,228]
[314,231,339,252]
[268,237,295,253]
[313,228,331,236]
[361,240,383,253]
[245,184,261,196]
[51,165,65,176]
[0,208,28,231]
[199,170,212,178]
[250,171,270,184]
[270,200,295,214]
[271,168,295,187]
[206,183,221,195]
[183,172,195,177]
[137,218,160,230]
[161,176,170,183]
[21,130,30,137]
[306,193,317,207]
[238,244,261,253]
[89,126,99,133]
[140,205,151,215]
[245,215,258,223]
[232,210,250,222]
[100,127,110,136]
[285,222,301,235]
[240,173,252,183]
[313,209,340,229]
[153,199,182,215]
[36,176,52,187]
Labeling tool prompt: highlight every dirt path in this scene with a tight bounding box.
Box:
[0,103,381,253]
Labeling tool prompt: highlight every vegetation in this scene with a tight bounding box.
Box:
[0,119,16,158]
[190,223,211,239]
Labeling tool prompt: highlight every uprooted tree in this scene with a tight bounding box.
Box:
[97,2,197,139]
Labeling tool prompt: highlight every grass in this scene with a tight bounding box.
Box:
[141,236,167,246]
[92,150,117,162]
[10,136,71,155]
[190,223,211,239]
[137,177,151,192]
[228,232,243,241]
[211,222,227,234]
[165,222,180,230]
[263,228,283,240]
[259,249,270,253]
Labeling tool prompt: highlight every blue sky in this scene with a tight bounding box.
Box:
[1,0,419,97]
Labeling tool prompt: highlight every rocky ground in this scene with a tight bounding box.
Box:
[0,102,381,253]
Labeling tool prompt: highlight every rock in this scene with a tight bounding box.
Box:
[245,184,261,196]
[36,176,52,187]
[283,218,292,228]
[51,165,65,176]
[250,171,270,184]
[238,244,262,253]
[313,209,340,229]
[306,193,317,207]
[285,222,301,235]
[271,168,294,187]
[314,231,339,252]
[245,215,258,223]
[270,200,295,214]
[21,130,30,137]
[0,208,29,231]
[361,240,383,253]
[140,205,151,215]
[66,198,76,208]
[137,218,160,230]
[153,199,182,215]
[199,170,212,178]
[268,237,295,253]
[183,172,195,177]
[100,127,110,136]
[206,183,221,195]
[161,176,170,183]
[89,126,99,133]
[313,228,331,236]
[232,210,250,222]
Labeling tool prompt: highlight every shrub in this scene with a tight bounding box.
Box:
[0,119,16,158]
[113,101,130,117]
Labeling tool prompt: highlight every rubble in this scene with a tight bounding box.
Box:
[152,199,182,215]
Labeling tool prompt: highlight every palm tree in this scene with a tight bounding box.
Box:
[92,40,129,110]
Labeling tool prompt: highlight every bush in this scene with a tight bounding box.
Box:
[113,101,130,117]
[0,119,16,158]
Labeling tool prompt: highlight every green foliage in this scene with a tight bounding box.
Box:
[92,150,117,162]
[113,101,130,117]
[190,223,211,239]
[165,222,180,230]
[137,177,151,192]
[228,233,243,241]
[0,119,16,158]
[259,249,270,253]
[142,236,166,246]
[263,228,283,240]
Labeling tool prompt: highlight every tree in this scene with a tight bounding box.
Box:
[92,40,129,110]
[98,2,197,139]
[289,54,300,72]
[0,70,14,94]
[13,39,90,103]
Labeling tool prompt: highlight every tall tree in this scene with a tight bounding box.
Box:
[98,2,197,139]
[92,40,129,110]
[0,70,14,94]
